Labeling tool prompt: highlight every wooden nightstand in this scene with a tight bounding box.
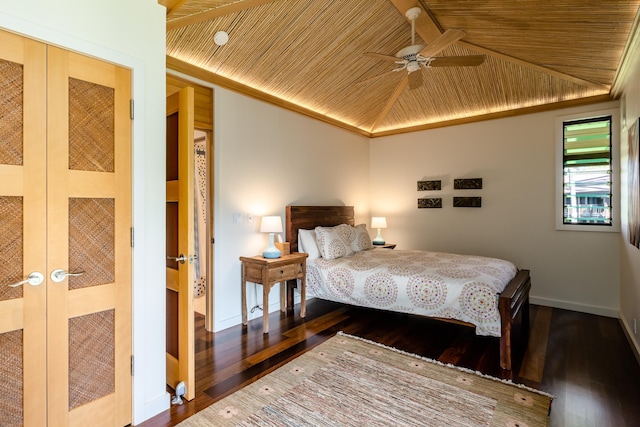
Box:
[373,243,396,249]
[239,252,308,333]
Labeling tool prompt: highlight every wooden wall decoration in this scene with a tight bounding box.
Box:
[417,180,441,191]
[453,197,482,208]
[418,198,442,209]
[454,178,483,189]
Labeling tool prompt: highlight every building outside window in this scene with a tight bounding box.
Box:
[562,116,612,226]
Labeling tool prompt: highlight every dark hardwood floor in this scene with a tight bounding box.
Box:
[139,299,640,427]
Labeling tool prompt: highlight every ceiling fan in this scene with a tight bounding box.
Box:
[362,6,485,128]
[363,7,485,90]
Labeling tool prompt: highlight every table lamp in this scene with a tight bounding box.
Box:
[371,216,387,245]
[260,215,283,258]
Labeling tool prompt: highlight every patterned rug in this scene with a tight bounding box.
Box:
[179,332,552,426]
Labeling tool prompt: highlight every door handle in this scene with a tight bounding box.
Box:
[50,269,85,283]
[8,271,44,287]
[167,254,186,264]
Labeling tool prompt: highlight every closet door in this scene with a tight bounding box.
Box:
[0,29,48,427]
[0,30,132,426]
[46,47,132,426]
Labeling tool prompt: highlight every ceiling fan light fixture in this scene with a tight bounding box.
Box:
[407,62,420,73]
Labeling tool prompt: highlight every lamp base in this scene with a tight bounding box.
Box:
[372,228,385,246]
[262,233,281,258]
[262,247,281,258]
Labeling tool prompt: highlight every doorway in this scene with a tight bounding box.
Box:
[165,75,214,402]
[166,74,214,329]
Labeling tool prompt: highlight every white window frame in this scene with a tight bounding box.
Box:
[555,107,620,232]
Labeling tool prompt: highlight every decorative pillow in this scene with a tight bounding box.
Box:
[298,229,321,260]
[351,223,373,252]
[314,224,354,260]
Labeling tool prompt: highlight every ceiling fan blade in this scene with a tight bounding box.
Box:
[429,55,485,67]
[419,29,466,58]
[408,71,423,90]
[372,74,409,131]
[356,68,402,86]
[364,52,402,62]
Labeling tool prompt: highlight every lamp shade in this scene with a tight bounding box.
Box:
[260,216,283,233]
[260,216,283,258]
[371,217,387,229]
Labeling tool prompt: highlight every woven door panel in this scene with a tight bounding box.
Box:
[68,310,115,410]
[68,198,115,289]
[166,202,179,269]
[166,112,178,180]
[0,59,23,166]
[0,329,23,426]
[0,196,23,300]
[68,78,115,172]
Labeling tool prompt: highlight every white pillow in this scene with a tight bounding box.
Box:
[314,224,353,260]
[351,223,373,252]
[298,229,321,260]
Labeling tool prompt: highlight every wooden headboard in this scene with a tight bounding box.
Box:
[286,206,355,253]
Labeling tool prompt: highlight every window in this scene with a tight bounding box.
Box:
[556,107,620,232]
[562,116,612,225]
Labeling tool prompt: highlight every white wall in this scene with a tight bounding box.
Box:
[370,101,621,317]
[620,45,640,358]
[0,0,169,424]
[212,87,370,330]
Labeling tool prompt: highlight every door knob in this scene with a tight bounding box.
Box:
[7,271,44,287]
[167,254,186,264]
[50,269,85,283]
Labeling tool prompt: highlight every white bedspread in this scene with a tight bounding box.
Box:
[306,249,517,337]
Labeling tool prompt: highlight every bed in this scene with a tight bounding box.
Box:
[285,205,531,371]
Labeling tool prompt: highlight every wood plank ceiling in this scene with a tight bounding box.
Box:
[163,0,640,137]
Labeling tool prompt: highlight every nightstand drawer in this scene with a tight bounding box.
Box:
[269,264,297,281]
[243,265,263,283]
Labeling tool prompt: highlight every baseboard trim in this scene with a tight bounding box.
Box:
[215,295,302,332]
[133,391,170,425]
[530,296,618,318]
[619,313,640,367]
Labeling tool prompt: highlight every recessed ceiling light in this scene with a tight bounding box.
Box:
[214,31,229,46]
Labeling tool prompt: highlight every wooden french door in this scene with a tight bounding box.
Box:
[166,87,196,401]
[0,29,47,427]
[0,30,132,426]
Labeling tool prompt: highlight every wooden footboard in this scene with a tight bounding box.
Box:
[498,269,531,370]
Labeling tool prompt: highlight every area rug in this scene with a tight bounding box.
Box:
[179,332,552,426]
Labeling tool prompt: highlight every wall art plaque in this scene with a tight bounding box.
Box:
[454,178,482,190]
[418,198,442,208]
[453,197,481,208]
[417,180,441,191]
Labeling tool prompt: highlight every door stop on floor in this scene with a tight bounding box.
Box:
[171,381,186,405]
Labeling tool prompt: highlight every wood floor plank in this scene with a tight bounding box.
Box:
[519,305,552,383]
